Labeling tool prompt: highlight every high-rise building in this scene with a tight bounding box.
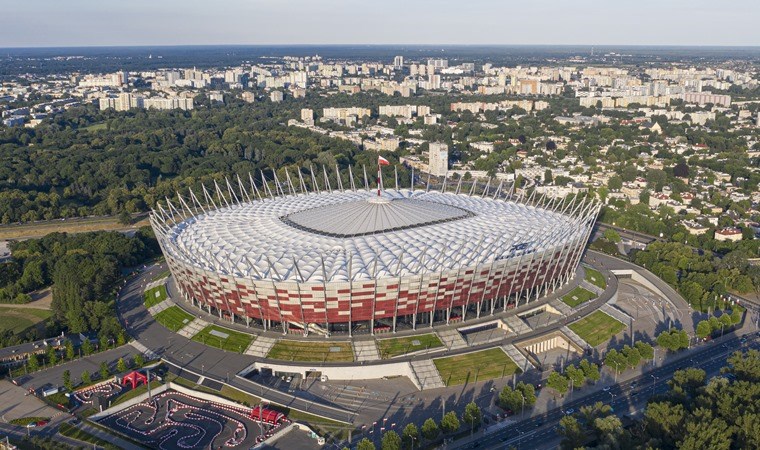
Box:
[393,55,404,69]
[301,108,314,125]
[270,91,284,102]
[428,142,449,177]
[427,58,448,69]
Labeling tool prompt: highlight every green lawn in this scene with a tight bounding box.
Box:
[80,122,107,132]
[110,380,163,407]
[434,348,520,386]
[153,306,194,332]
[561,286,597,308]
[58,422,120,450]
[584,267,607,290]
[0,306,51,335]
[267,340,354,362]
[143,284,168,308]
[568,311,626,347]
[376,333,444,359]
[192,325,254,353]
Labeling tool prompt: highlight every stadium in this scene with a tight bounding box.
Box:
[150,166,600,336]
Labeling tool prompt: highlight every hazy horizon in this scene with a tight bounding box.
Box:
[2,0,759,48]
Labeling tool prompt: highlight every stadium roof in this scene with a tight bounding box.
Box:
[282,196,474,237]
[160,188,592,283]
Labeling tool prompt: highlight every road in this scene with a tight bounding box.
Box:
[452,332,758,449]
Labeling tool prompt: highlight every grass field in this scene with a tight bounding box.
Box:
[153,306,194,332]
[81,122,108,132]
[0,215,149,240]
[192,325,254,353]
[376,333,444,359]
[267,340,354,362]
[59,422,120,450]
[143,285,168,308]
[434,348,520,386]
[584,267,607,290]
[0,306,51,335]
[561,286,597,308]
[568,311,625,347]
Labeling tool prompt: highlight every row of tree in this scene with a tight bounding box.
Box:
[559,350,760,449]
[351,402,482,450]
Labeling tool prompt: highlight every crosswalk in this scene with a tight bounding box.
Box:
[353,339,380,361]
[176,318,209,338]
[436,329,468,350]
[409,360,445,390]
[245,336,277,357]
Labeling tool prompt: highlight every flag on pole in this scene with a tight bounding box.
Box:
[378,156,390,166]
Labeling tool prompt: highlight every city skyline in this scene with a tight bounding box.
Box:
[3,0,760,48]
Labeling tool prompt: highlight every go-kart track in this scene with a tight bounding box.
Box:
[98,390,289,450]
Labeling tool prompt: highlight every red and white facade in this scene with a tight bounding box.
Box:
[150,168,599,336]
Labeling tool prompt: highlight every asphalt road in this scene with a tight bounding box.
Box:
[452,332,758,450]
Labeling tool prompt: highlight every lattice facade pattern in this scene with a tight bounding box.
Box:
[150,167,599,333]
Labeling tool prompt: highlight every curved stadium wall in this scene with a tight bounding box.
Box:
[150,168,600,335]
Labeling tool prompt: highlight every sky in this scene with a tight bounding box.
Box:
[2,0,759,48]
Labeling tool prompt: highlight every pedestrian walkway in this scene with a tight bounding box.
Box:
[502,343,534,372]
[409,360,445,390]
[503,315,532,335]
[76,422,144,450]
[129,340,160,360]
[245,336,277,357]
[548,298,573,316]
[147,298,173,316]
[436,329,468,350]
[353,339,380,362]
[176,318,209,338]
[581,280,604,296]
[560,326,592,351]
[600,303,634,325]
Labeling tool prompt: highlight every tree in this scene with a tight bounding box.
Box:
[603,228,622,243]
[515,381,537,408]
[673,162,690,178]
[62,369,72,391]
[579,359,601,383]
[440,412,460,434]
[401,423,419,449]
[604,349,626,374]
[99,361,110,380]
[421,418,439,441]
[81,370,91,385]
[133,354,144,367]
[81,338,93,356]
[116,357,127,373]
[608,175,623,191]
[462,402,481,433]
[547,371,569,396]
[356,438,375,450]
[118,210,133,225]
[381,430,401,450]
[544,169,553,184]
[558,415,585,450]
[27,354,39,372]
[65,340,75,361]
[696,320,712,339]
[565,365,586,390]
[634,341,654,360]
[46,345,58,366]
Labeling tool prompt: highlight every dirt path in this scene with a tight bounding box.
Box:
[0,288,54,310]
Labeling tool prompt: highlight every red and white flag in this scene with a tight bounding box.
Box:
[378,156,390,166]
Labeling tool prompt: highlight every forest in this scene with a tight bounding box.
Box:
[0,229,158,347]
